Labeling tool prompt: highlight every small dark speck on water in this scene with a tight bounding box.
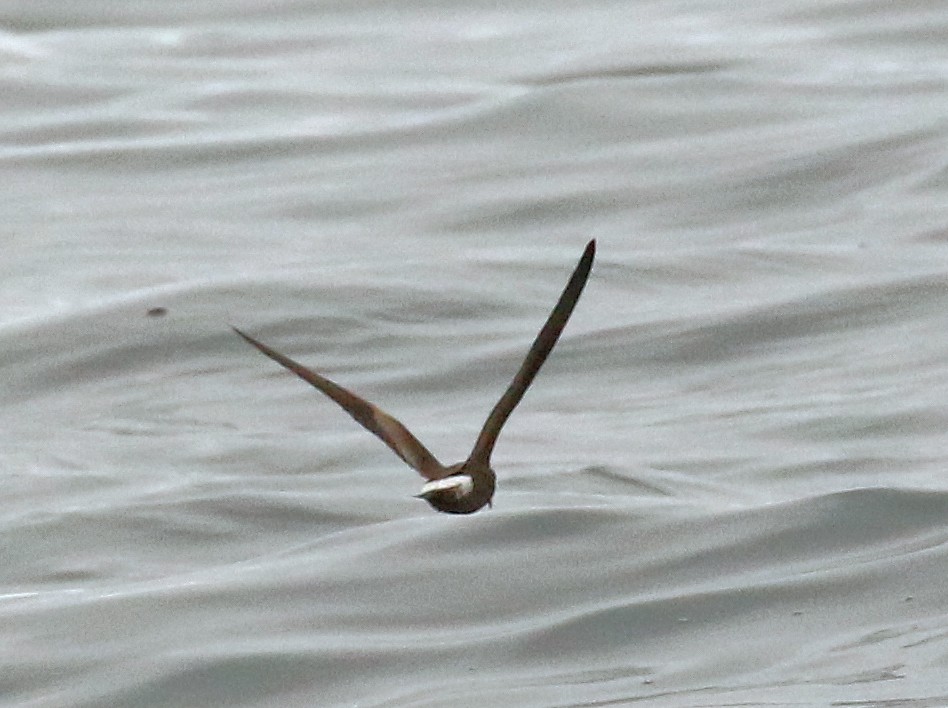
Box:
[147,307,168,317]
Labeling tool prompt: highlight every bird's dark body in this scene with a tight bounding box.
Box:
[424,467,496,514]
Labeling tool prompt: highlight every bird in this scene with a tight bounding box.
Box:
[233,239,595,514]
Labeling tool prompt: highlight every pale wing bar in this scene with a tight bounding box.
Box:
[232,327,447,480]
[468,239,595,465]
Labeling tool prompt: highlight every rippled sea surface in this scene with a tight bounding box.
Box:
[3,2,948,706]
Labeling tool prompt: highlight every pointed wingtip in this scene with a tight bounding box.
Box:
[231,326,273,356]
[575,239,595,279]
[231,325,253,344]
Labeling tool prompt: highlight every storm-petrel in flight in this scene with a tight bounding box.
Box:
[233,239,594,514]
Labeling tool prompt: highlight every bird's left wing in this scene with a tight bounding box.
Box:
[233,327,448,480]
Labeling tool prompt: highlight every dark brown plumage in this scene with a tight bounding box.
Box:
[234,240,594,514]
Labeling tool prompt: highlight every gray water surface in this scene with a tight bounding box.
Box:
[2,2,948,706]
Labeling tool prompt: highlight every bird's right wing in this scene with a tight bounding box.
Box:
[468,240,595,466]
[233,327,448,480]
